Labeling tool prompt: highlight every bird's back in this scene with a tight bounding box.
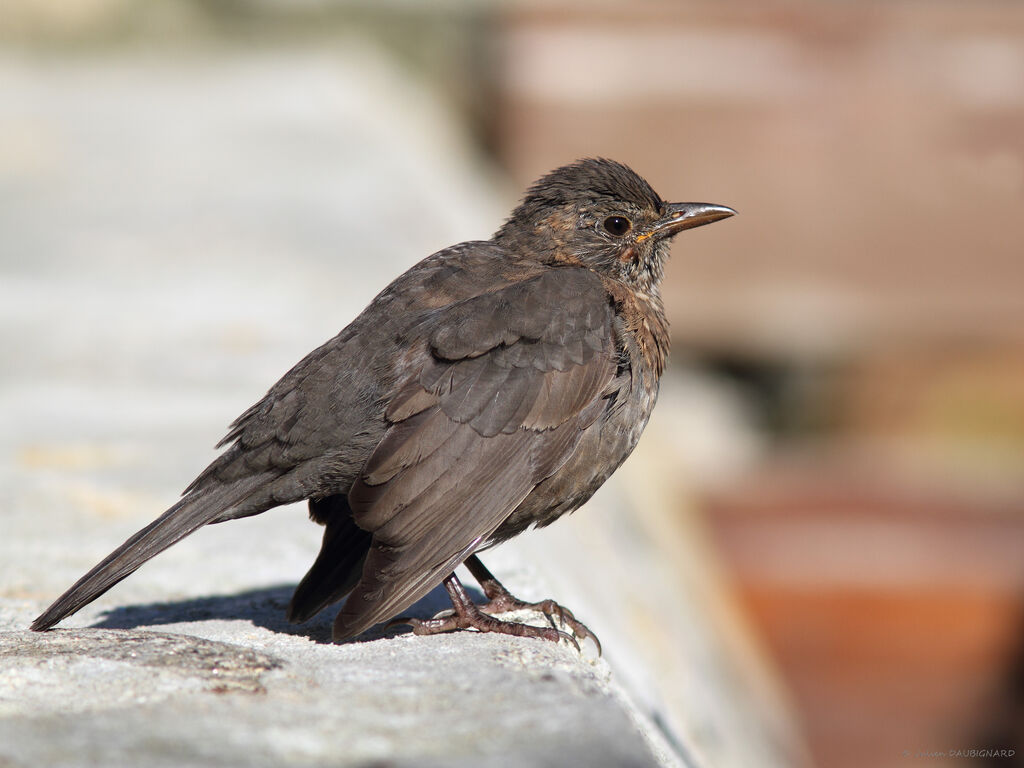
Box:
[189,241,555,507]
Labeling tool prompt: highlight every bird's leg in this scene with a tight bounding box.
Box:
[393,571,581,650]
[463,555,601,654]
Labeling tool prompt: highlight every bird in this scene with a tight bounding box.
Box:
[31,158,734,648]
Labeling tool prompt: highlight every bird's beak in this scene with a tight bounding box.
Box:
[638,202,736,242]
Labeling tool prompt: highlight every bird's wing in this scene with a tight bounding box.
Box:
[333,266,617,640]
[184,242,530,504]
[31,244,534,633]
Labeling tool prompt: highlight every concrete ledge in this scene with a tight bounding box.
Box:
[1,598,669,768]
[0,47,802,768]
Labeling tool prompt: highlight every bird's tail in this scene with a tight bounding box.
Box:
[30,477,273,632]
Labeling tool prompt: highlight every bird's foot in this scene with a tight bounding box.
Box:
[387,569,584,650]
[396,604,579,650]
[464,555,601,654]
[477,593,600,655]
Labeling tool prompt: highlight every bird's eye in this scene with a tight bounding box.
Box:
[603,216,632,236]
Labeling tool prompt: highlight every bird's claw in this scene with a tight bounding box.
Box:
[480,595,601,655]
[391,610,579,651]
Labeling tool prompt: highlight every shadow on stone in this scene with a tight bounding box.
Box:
[91,582,480,645]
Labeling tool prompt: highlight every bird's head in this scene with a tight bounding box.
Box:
[495,157,734,294]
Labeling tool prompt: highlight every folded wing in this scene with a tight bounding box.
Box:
[333,267,616,640]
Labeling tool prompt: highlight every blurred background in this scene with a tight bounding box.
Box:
[2,1,1023,767]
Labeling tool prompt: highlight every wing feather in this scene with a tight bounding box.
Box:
[333,267,619,640]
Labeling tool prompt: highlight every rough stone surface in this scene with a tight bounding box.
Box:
[0,45,676,768]
[0,42,806,768]
[0,619,659,768]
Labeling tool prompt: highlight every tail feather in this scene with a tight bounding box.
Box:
[31,478,272,632]
[286,495,372,624]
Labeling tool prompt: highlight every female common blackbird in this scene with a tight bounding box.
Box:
[31,158,734,648]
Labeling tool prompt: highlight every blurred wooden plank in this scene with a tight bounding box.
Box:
[495,0,1024,356]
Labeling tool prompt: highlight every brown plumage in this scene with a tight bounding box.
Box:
[31,158,734,647]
